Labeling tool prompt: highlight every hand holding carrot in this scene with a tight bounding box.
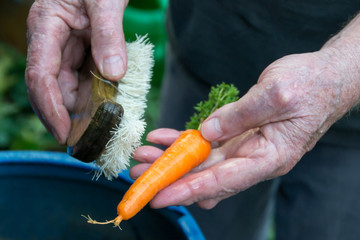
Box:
[85,15,360,227]
[133,34,360,209]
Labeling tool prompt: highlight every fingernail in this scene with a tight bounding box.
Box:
[201,118,222,140]
[102,55,124,78]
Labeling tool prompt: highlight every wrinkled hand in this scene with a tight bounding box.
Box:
[25,0,128,144]
[132,49,358,209]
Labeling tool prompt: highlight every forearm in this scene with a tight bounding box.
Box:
[321,13,360,112]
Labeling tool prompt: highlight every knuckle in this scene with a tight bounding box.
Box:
[92,26,124,55]
[27,1,41,19]
[275,87,295,107]
[26,11,37,31]
[90,0,125,11]
[92,16,122,43]
[25,66,40,88]
[96,25,118,39]
[270,83,298,110]
[185,171,218,203]
[26,3,42,39]
[26,1,54,27]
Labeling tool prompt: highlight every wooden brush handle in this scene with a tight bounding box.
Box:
[67,52,124,163]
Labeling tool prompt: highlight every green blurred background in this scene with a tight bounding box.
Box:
[0,0,167,152]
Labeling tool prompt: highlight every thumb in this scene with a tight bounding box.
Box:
[200,82,295,141]
[84,0,128,81]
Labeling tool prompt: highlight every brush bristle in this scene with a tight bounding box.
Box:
[94,35,154,180]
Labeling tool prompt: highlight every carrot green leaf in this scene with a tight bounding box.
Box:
[185,82,240,130]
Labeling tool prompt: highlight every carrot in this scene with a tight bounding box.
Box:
[85,83,239,227]
[86,129,211,227]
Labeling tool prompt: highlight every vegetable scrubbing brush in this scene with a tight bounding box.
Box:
[67,35,154,180]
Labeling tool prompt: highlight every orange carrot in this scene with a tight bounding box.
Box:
[86,129,211,227]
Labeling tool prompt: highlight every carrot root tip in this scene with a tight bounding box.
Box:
[82,214,123,228]
[114,215,123,227]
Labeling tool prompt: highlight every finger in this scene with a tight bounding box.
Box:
[148,159,240,208]
[150,151,276,209]
[146,129,263,208]
[133,145,164,163]
[84,0,128,80]
[200,80,300,142]
[129,163,151,179]
[58,31,89,111]
[26,3,73,144]
[192,128,258,173]
[146,128,181,146]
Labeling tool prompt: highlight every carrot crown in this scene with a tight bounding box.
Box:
[185,82,239,130]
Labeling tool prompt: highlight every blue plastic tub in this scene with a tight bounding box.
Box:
[0,151,205,240]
